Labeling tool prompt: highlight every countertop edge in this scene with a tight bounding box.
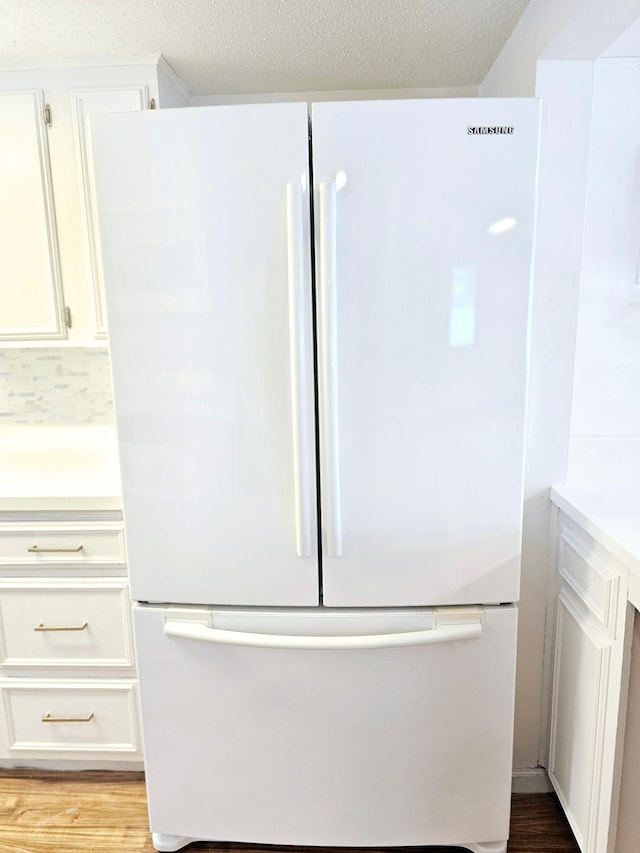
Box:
[0,496,123,513]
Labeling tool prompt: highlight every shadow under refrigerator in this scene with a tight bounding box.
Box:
[90,98,540,853]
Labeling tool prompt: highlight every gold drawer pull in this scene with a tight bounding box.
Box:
[28,545,84,553]
[42,712,94,723]
[34,621,88,632]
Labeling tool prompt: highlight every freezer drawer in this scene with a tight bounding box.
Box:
[135,604,517,849]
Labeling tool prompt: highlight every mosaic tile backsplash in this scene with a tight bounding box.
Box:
[0,348,115,424]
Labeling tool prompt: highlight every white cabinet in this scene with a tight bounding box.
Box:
[0,511,142,768]
[615,613,640,853]
[72,87,151,338]
[548,513,631,853]
[0,91,65,339]
[0,57,188,343]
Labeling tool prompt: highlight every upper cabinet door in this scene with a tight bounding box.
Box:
[313,99,540,607]
[90,103,318,606]
[71,87,148,339]
[0,91,66,340]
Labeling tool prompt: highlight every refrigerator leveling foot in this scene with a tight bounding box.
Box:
[463,842,507,853]
[151,832,199,851]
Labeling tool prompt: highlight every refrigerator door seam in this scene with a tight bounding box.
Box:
[285,181,314,558]
[316,180,343,559]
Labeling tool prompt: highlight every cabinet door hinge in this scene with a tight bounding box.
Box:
[43,103,52,128]
[148,98,157,110]
[64,306,72,329]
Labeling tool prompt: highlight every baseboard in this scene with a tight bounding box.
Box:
[512,767,553,793]
[0,759,144,772]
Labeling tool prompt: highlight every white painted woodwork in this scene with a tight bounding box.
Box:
[615,613,640,853]
[312,98,539,606]
[90,103,318,606]
[549,517,631,853]
[549,588,612,851]
[0,579,134,671]
[0,509,142,766]
[0,90,65,339]
[135,603,516,848]
[0,59,185,344]
[72,87,148,338]
[0,522,126,568]
[559,528,622,633]
[0,679,139,754]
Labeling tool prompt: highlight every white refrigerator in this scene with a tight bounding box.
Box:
[90,98,540,853]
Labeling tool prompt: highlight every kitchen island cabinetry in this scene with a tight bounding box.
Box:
[549,486,640,853]
[0,510,142,769]
[0,57,188,343]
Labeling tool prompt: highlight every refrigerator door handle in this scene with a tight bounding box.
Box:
[317,181,342,557]
[286,182,313,557]
[164,618,483,650]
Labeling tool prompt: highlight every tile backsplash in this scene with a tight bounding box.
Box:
[0,348,115,425]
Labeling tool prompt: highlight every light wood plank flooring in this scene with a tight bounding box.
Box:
[0,770,579,853]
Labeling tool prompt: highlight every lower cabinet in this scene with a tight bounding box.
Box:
[1,680,139,756]
[548,513,631,853]
[0,511,142,768]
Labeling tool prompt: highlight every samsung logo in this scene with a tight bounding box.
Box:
[467,126,514,135]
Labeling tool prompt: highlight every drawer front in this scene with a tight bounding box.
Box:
[0,580,134,670]
[1,680,139,754]
[136,604,516,846]
[0,523,126,568]
[558,524,621,633]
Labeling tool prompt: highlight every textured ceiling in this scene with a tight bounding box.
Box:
[0,0,531,95]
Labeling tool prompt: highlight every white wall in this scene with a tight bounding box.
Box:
[480,0,640,97]
[480,0,586,96]
[190,85,477,106]
[568,60,640,483]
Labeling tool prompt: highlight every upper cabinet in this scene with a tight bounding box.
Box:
[0,57,189,344]
[0,90,65,340]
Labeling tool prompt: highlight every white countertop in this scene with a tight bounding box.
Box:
[551,482,640,609]
[0,425,122,512]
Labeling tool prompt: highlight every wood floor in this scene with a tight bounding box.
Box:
[0,770,579,853]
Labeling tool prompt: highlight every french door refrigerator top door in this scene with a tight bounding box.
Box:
[91,98,539,609]
[90,103,318,606]
[312,99,540,607]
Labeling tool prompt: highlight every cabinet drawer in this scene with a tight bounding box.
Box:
[558,523,622,633]
[0,523,126,568]
[0,680,139,754]
[0,580,134,670]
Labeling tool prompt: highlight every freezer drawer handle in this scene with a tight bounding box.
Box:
[164,619,482,650]
[317,181,342,557]
[286,182,313,558]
